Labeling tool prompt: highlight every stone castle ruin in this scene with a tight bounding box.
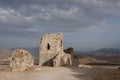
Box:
[39,33,72,66]
[9,33,72,71]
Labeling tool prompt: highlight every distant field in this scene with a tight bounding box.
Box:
[78,54,120,66]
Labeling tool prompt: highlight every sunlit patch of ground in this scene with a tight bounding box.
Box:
[0,65,84,80]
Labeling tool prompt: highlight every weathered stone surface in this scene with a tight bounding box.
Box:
[39,33,72,67]
[39,33,64,66]
[64,47,74,54]
[64,47,77,59]
[9,49,34,71]
[53,52,72,67]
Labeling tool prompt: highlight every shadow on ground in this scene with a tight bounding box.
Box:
[67,66,120,80]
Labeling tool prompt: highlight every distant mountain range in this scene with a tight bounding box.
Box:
[75,48,120,56]
[95,48,120,54]
[10,47,39,59]
[0,49,12,59]
[0,48,120,60]
[93,48,120,56]
[9,47,120,56]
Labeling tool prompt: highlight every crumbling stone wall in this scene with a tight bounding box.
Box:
[53,52,72,67]
[39,33,64,66]
[64,47,79,66]
[9,49,34,71]
[64,47,74,54]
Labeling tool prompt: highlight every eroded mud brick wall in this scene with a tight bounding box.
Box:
[39,33,63,66]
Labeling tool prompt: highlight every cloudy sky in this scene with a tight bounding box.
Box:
[0,0,120,51]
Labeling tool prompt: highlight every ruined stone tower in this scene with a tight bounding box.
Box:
[39,33,63,66]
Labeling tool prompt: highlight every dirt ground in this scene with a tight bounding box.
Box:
[78,68,120,80]
[0,65,119,80]
[0,65,85,80]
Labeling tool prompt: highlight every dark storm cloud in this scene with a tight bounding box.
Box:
[0,0,120,35]
[0,0,120,49]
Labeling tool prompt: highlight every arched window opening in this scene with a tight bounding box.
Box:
[47,43,50,50]
[61,40,63,46]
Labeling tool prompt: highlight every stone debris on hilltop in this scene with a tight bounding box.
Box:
[9,49,34,71]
